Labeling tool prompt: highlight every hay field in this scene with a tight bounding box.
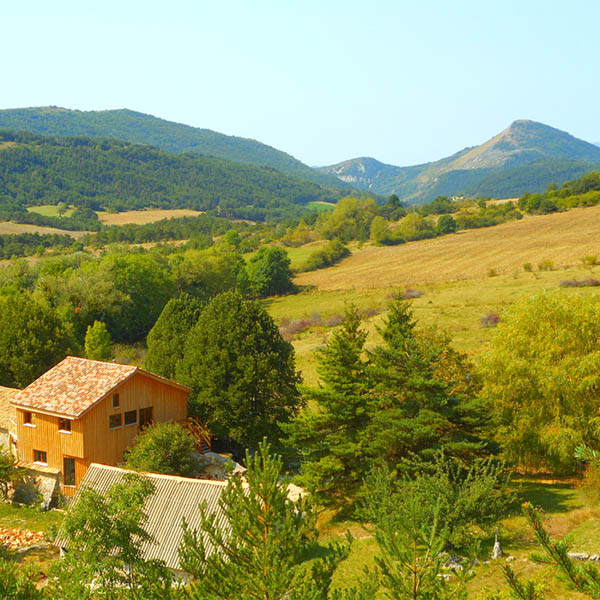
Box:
[98,209,203,225]
[0,222,87,239]
[295,205,600,290]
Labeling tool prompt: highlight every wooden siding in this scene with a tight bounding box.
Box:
[16,372,188,495]
[81,372,188,473]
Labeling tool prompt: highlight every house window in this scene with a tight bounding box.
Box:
[58,418,71,432]
[109,414,122,429]
[139,407,153,429]
[124,410,137,426]
[112,393,120,409]
[63,457,76,487]
[23,412,33,425]
[33,450,47,464]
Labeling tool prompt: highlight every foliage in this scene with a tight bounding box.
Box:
[0,449,22,500]
[145,293,206,379]
[179,440,361,600]
[363,453,514,547]
[48,473,175,599]
[0,231,76,259]
[0,558,44,600]
[287,306,370,507]
[437,213,458,234]
[301,239,351,272]
[177,291,302,449]
[84,320,112,361]
[480,292,600,473]
[0,293,79,387]
[123,421,197,477]
[503,502,600,599]
[247,246,295,296]
[317,196,379,242]
[364,471,474,600]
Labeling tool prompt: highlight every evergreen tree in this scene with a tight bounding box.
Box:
[247,246,295,297]
[84,320,112,361]
[365,296,488,469]
[179,440,369,600]
[286,306,370,507]
[145,293,206,379]
[176,291,302,449]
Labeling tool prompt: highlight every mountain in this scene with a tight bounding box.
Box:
[0,106,345,188]
[320,120,600,203]
[0,130,340,221]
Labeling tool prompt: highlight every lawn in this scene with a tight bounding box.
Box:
[27,204,75,218]
[0,501,64,534]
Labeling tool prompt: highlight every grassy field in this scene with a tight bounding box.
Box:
[0,221,87,239]
[27,204,75,217]
[97,208,203,225]
[307,200,336,212]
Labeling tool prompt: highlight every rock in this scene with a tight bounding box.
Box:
[492,539,504,559]
[589,554,600,561]
[506,556,515,563]
[568,552,589,561]
[443,555,464,571]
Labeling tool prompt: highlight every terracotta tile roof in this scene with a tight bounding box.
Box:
[0,386,18,433]
[11,357,191,419]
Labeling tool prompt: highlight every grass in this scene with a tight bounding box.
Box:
[0,221,86,238]
[27,204,75,218]
[97,208,203,225]
[307,200,336,212]
[0,502,64,534]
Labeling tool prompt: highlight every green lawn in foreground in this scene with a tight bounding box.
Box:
[0,501,64,534]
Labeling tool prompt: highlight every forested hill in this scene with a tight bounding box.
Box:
[320,120,600,203]
[0,106,346,189]
[0,130,341,221]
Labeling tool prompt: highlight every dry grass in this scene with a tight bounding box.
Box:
[98,209,203,225]
[0,222,87,239]
[295,206,600,290]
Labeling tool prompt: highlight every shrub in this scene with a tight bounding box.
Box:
[582,255,599,267]
[300,239,350,272]
[278,314,323,341]
[487,268,498,277]
[559,278,600,288]
[324,314,344,327]
[401,288,424,299]
[481,313,500,327]
[359,306,380,318]
[523,262,533,272]
[538,259,555,271]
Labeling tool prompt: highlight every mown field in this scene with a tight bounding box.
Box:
[0,221,87,239]
[97,208,203,225]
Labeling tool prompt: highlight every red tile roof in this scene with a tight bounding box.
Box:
[11,357,191,419]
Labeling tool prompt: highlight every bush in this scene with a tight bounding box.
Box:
[401,288,424,299]
[278,314,323,341]
[300,239,350,272]
[487,268,498,277]
[582,255,599,266]
[523,262,533,272]
[559,278,600,287]
[481,313,500,327]
[537,259,555,271]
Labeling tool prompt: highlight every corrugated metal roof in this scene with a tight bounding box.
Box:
[55,464,228,571]
[0,386,18,433]
[11,356,191,419]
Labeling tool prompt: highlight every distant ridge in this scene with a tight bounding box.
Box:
[0,106,346,189]
[319,120,600,203]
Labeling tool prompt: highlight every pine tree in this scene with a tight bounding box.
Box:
[179,440,368,600]
[365,296,488,469]
[84,320,112,361]
[286,305,370,507]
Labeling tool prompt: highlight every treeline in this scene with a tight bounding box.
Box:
[0,130,342,221]
[0,232,77,259]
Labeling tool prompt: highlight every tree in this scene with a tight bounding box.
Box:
[145,293,206,379]
[0,293,79,388]
[179,440,365,600]
[84,320,112,361]
[0,449,22,500]
[436,214,458,234]
[48,473,174,600]
[479,292,600,473]
[362,469,473,600]
[247,246,295,297]
[0,558,43,600]
[317,196,379,242]
[370,216,391,244]
[397,212,433,240]
[176,291,302,449]
[286,306,370,507]
[123,422,197,477]
[365,296,489,470]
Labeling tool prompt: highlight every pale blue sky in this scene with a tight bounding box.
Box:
[2,1,598,166]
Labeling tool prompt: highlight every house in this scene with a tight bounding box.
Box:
[54,463,227,576]
[0,386,18,453]
[10,356,191,497]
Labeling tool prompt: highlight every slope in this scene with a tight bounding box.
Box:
[0,106,346,188]
[0,130,340,221]
[320,120,600,202]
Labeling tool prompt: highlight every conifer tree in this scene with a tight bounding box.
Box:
[84,320,112,361]
[179,440,369,600]
[287,305,370,507]
[365,296,488,469]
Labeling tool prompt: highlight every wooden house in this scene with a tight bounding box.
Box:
[10,356,191,497]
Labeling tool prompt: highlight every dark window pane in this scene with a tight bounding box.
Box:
[124,410,137,426]
[34,450,47,463]
[109,414,122,429]
[58,418,71,432]
[112,393,120,408]
[64,457,76,486]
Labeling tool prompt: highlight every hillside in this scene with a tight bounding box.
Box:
[0,106,346,188]
[0,130,340,221]
[320,120,600,202]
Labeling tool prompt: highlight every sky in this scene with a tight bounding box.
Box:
[2,0,599,166]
